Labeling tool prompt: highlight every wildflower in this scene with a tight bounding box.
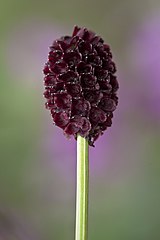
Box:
[43,26,119,146]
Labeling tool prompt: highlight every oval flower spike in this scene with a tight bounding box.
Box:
[43,26,119,146]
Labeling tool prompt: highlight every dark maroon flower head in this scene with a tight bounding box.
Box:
[43,26,119,146]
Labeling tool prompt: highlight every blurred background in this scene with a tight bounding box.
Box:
[0,0,160,239]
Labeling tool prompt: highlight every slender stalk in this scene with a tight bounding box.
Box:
[75,135,89,240]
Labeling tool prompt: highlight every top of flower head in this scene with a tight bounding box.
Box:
[43,26,119,146]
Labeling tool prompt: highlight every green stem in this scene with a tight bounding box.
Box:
[75,135,89,240]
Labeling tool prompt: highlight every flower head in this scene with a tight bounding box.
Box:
[43,26,119,146]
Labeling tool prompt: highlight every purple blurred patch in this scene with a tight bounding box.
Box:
[41,118,119,179]
[130,13,160,121]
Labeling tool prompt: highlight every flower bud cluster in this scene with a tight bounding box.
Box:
[43,26,119,146]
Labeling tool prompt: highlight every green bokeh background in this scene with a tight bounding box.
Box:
[0,0,160,239]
